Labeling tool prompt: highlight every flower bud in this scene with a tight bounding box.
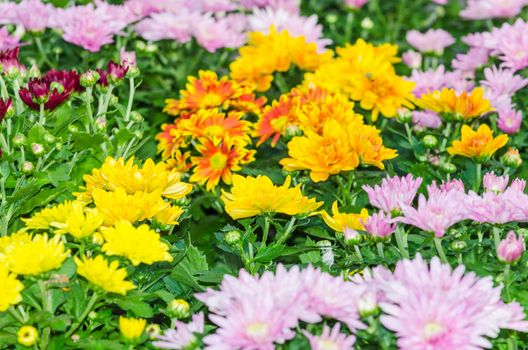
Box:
[360,17,374,30]
[80,70,101,87]
[109,94,118,106]
[95,117,107,130]
[70,334,80,342]
[31,143,44,156]
[145,324,161,339]
[131,111,143,123]
[344,227,363,245]
[134,130,143,139]
[68,124,79,133]
[168,299,190,319]
[440,162,456,174]
[12,133,26,147]
[317,240,334,266]
[17,326,39,347]
[422,135,438,149]
[358,290,379,317]
[43,134,55,144]
[497,231,524,263]
[224,230,241,245]
[396,108,412,123]
[501,148,522,168]
[55,142,63,151]
[451,240,467,251]
[126,66,140,79]
[21,161,34,174]
[325,14,338,24]
[88,311,97,320]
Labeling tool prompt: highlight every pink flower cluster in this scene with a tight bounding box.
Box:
[153,312,205,349]
[194,265,366,349]
[406,29,455,54]
[461,0,528,20]
[354,254,528,349]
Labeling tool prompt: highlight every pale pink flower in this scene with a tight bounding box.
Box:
[402,50,422,69]
[302,324,356,350]
[120,49,137,69]
[461,0,527,19]
[408,66,446,97]
[481,66,528,97]
[406,29,455,54]
[153,312,205,349]
[497,108,523,134]
[497,231,524,263]
[431,0,447,4]
[0,27,22,51]
[193,15,245,52]
[373,254,528,349]
[412,111,442,130]
[240,0,301,14]
[362,212,396,239]
[427,179,466,196]
[451,47,489,73]
[123,0,161,18]
[492,20,528,70]
[483,172,510,193]
[363,174,423,215]
[444,70,475,93]
[248,8,331,52]
[135,11,196,43]
[15,0,54,32]
[344,0,370,8]
[0,3,18,25]
[465,191,519,224]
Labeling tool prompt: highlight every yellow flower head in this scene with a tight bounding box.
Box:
[447,124,508,161]
[4,234,69,276]
[414,87,493,121]
[74,255,135,295]
[101,221,173,266]
[119,316,146,341]
[221,174,322,220]
[350,124,398,169]
[153,205,185,226]
[256,94,300,146]
[0,265,23,311]
[54,202,104,240]
[22,200,76,231]
[17,326,38,347]
[230,28,332,92]
[319,201,369,233]
[92,188,169,225]
[78,157,192,202]
[280,119,360,182]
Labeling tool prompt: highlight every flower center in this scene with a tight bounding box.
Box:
[422,321,444,341]
[246,322,269,339]
[270,116,288,132]
[317,339,339,350]
[201,92,223,107]
[205,125,225,137]
[210,152,228,170]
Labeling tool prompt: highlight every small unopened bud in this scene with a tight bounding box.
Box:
[501,148,522,168]
[126,66,140,79]
[451,240,467,251]
[326,14,338,24]
[134,130,143,139]
[440,162,456,174]
[344,227,363,245]
[145,324,161,339]
[43,134,55,144]
[131,111,143,123]
[422,135,438,149]
[17,326,39,347]
[360,17,374,30]
[68,124,79,133]
[396,108,412,123]
[317,240,334,267]
[55,142,62,150]
[12,134,26,147]
[31,143,44,156]
[70,334,80,342]
[80,70,100,87]
[95,117,107,130]
[358,290,379,317]
[224,230,241,245]
[168,299,190,319]
[88,311,97,320]
[21,161,34,174]
[4,65,21,80]
[109,95,118,106]
[497,231,524,263]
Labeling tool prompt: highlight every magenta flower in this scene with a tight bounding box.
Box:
[363,174,423,215]
[0,47,25,77]
[372,254,528,349]
[0,98,12,122]
[362,212,396,239]
[497,231,524,263]
[43,69,82,93]
[497,108,523,134]
[153,312,204,349]
[483,172,509,193]
[106,60,128,83]
[461,0,527,19]
[406,29,455,54]
[412,111,442,130]
[302,324,356,350]
[402,50,422,69]
[19,77,72,111]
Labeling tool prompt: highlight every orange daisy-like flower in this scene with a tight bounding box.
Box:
[156,123,185,159]
[447,124,508,162]
[350,124,398,169]
[256,94,299,146]
[190,140,255,191]
[178,109,253,146]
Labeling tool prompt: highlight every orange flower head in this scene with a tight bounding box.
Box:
[414,87,493,122]
[256,94,300,146]
[156,123,185,159]
[350,124,398,169]
[448,124,508,162]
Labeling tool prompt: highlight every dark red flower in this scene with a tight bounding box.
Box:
[0,98,12,122]
[107,60,128,82]
[96,68,108,87]
[19,77,71,111]
[0,47,25,77]
[43,69,82,93]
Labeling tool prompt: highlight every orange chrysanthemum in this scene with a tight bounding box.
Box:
[189,140,255,191]
[256,95,299,146]
[447,124,508,162]
[156,123,185,159]
[350,124,398,169]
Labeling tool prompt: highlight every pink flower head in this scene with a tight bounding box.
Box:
[451,47,489,73]
[497,231,524,263]
[461,0,527,19]
[120,49,137,69]
[483,172,509,193]
[344,0,370,8]
[497,108,522,134]
[153,312,205,349]
[493,20,528,70]
[302,324,356,350]
[412,111,442,130]
[15,0,54,32]
[0,27,22,51]
[443,70,475,93]
[192,15,245,53]
[372,254,528,349]
[240,0,301,14]
[363,174,423,215]
[431,0,447,4]
[427,179,465,196]
[402,50,422,69]
[481,65,528,98]
[398,190,467,237]
[465,191,519,224]
[406,29,455,54]
[408,65,446,98]
[135,10,196,43]
[362,212,396,239]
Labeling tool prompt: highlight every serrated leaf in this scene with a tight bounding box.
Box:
[253,243,285,263]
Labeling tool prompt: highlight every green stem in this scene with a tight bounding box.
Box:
[34,36,53,68]
[277,217,296,244]
[8,307,25,324]
[394,226,409,259]
[343,11,354,44]
[261,216,270,247]
[474,163,482,192]
[354,245,363,261]
[434,237,448,263]
[12,79,23,115]
[124,78,135,122]
[507,337,517,350]
[38,103,45,125]
[493,226,501,254]
[99,85,114,118]
[376,242,385,259]
[0,75,8,99]
[38,280,51,313]
[65,292,98,338]
[503,264,511,302]
[404,123,414,147]
[440,122,452,151]
[84,87,93,133]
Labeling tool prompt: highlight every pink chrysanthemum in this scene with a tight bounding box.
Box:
[362,212,397,239]
[483,172,510,193]
[302,324,356,350]
[497,108,522,134]
[412,111,442,130]
[153,312,205,349]
[465,191,519,224]
[0,27,22,51]
[451,48,489,73]
[406,29,455,54]
[461,0,527,20]
[192,14,245,52]
[240,0,301,14]
[363,174,423,215]
[344,0,370,8]
[135,10,196,43]
[15,0,54,32]
[372,254,528,349]
[402,50,422,69]
[408,66,447,98]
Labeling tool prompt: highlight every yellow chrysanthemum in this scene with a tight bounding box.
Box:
[221,174,322,220]
[447,124,508,161]
[119,317,146,341]
[92,188,169,225]
[280,119,361,182]
[230,28,332,92]
[78,157,192,202]
[0,265,23,311]
[22,200,76,231]
[414,87,493,121]
[4,234,69,276]
[74,255,135,295]
[154,205,185,226]
[350,124,398,169]
[53,202,104,239]
[319,201,369,233]
[17,326,38,347]
[101,221,173,266]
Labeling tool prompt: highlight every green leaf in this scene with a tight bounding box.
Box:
[170,245,209,291]
[253,243,285,263]
[115,298,154,318]
[49,315,72,331]
[71,132,106,152]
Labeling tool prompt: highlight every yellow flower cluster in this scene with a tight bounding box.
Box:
[221,174,322,220]
[318,201,369,233]
[158,71,263,191]
[230,28,332,92]
[305,39,415,121]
